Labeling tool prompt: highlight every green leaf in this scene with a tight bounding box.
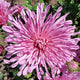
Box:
[0,73,4,79]
[7,22,11,26]
[27,5,32,10]
[78,34,80,38]
[39,0,44,3]
[13,70,18,77]
[25,73,32,78]
[32,3,37,10]
[76,67,80,72]
[0,28,3,31]
[13,70,24,80]
[75,21,78,25]
[59,0,63,4]
[0,35,2,39]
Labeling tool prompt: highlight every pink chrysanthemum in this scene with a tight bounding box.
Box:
[44,72,80,80]
[2,3,80,80]
[0,0,23,26]
[0,0,10,25]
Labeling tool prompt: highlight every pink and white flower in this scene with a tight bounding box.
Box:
[0,0,23,26]
[2,3,80,80]
[0,0,10,25]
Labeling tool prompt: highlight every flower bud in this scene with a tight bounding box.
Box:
[68,61,78,71]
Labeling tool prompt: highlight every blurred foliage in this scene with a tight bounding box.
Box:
[0,73,4,79]
[12,68,37,80]
[77,67,80,72]
[24,73,32,78]
[21,0,37,11]
[22,0,47,11]
[52,0,80,30]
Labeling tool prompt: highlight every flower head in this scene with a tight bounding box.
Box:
[2,3,80,80]
[0,0,10,25]
[0,0,23,26]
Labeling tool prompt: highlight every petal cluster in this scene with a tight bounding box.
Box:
[0,0,23,26]
[0,0,10,25]
[3,3,80,80]
[44,72,80,80]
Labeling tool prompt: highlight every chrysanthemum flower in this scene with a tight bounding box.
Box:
[0,0,23,26]
[0,0,10,25]
[44,72,80,80]
[2,3,80,80]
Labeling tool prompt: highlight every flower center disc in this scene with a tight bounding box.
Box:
[34,38,47,50]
